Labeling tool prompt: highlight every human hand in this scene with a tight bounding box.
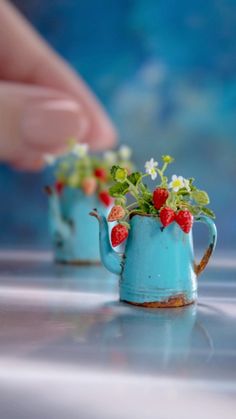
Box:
[0,1,116,171]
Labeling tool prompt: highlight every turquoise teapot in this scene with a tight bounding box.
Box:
[46,187,110,264]
[90,210,217,307]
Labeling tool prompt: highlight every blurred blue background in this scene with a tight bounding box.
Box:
[0,0,235,249]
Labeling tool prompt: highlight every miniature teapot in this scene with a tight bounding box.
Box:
[90,210,217,307]
[47,187,110,264]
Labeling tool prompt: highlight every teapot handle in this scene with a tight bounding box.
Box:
[194,215,217,276]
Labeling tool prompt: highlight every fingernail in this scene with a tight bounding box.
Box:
[22,98,89,151]
[88,115,117,151]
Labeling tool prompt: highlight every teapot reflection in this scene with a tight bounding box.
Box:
[71,303,211,372]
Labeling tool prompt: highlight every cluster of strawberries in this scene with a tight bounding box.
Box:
[54,167,113,207]
[153,188,193,233]
[108,187,194,247]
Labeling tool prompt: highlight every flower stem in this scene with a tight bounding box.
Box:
[126,178,140,200]
[126,202,139,210]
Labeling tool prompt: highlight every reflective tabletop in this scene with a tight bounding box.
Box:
[0,250,235,419]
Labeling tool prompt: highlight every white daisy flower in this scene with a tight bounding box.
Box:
[119,145,132,160]
[145,158,158,180]
[44,154,56,166]
[72,143,89,158]
[104,150,117,164]
[169,175,186,192]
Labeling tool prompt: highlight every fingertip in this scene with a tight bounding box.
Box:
[22,97,89,152]
[88,119,118,151]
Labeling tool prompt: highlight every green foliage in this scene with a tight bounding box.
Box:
[109,182,129,197]
[51,144,134,200]
[110,165,120,180]
[127,172,142,186]
[201,207,216,219]
[107,154,215,224]
[192,190,210,205]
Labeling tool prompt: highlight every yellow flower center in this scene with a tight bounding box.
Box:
[172,179,182,188]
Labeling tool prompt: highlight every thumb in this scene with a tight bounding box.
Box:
[0,82,90,170]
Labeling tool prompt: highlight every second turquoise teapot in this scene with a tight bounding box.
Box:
[47,187,110,264]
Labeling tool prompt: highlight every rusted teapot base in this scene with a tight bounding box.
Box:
[121,294,195,308]
[55,259,101,266]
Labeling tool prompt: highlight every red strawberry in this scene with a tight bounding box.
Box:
[108,205,126,222]
[175,210,193,234]
[153,188,169,210]
[94,168,107,182]
[55,181,64,195]
[82,177,97,196]
[160,207,175,227]
[111,224,129,247]
[99,190,113,207]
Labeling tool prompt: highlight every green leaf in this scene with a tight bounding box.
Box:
[127,172,142,186]
[187,205,202,216]
[201,207,216,219]
[110,165,120,180]
[149,206,158,214]
[177,188,191,196]
[188,178,197,191]
[192,190,210,205]
[109,182,129,197]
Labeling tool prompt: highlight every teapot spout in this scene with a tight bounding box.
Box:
[90,210,122,275]
[45,186,71,240]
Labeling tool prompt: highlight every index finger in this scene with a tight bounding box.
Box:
[0,0,117,149]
